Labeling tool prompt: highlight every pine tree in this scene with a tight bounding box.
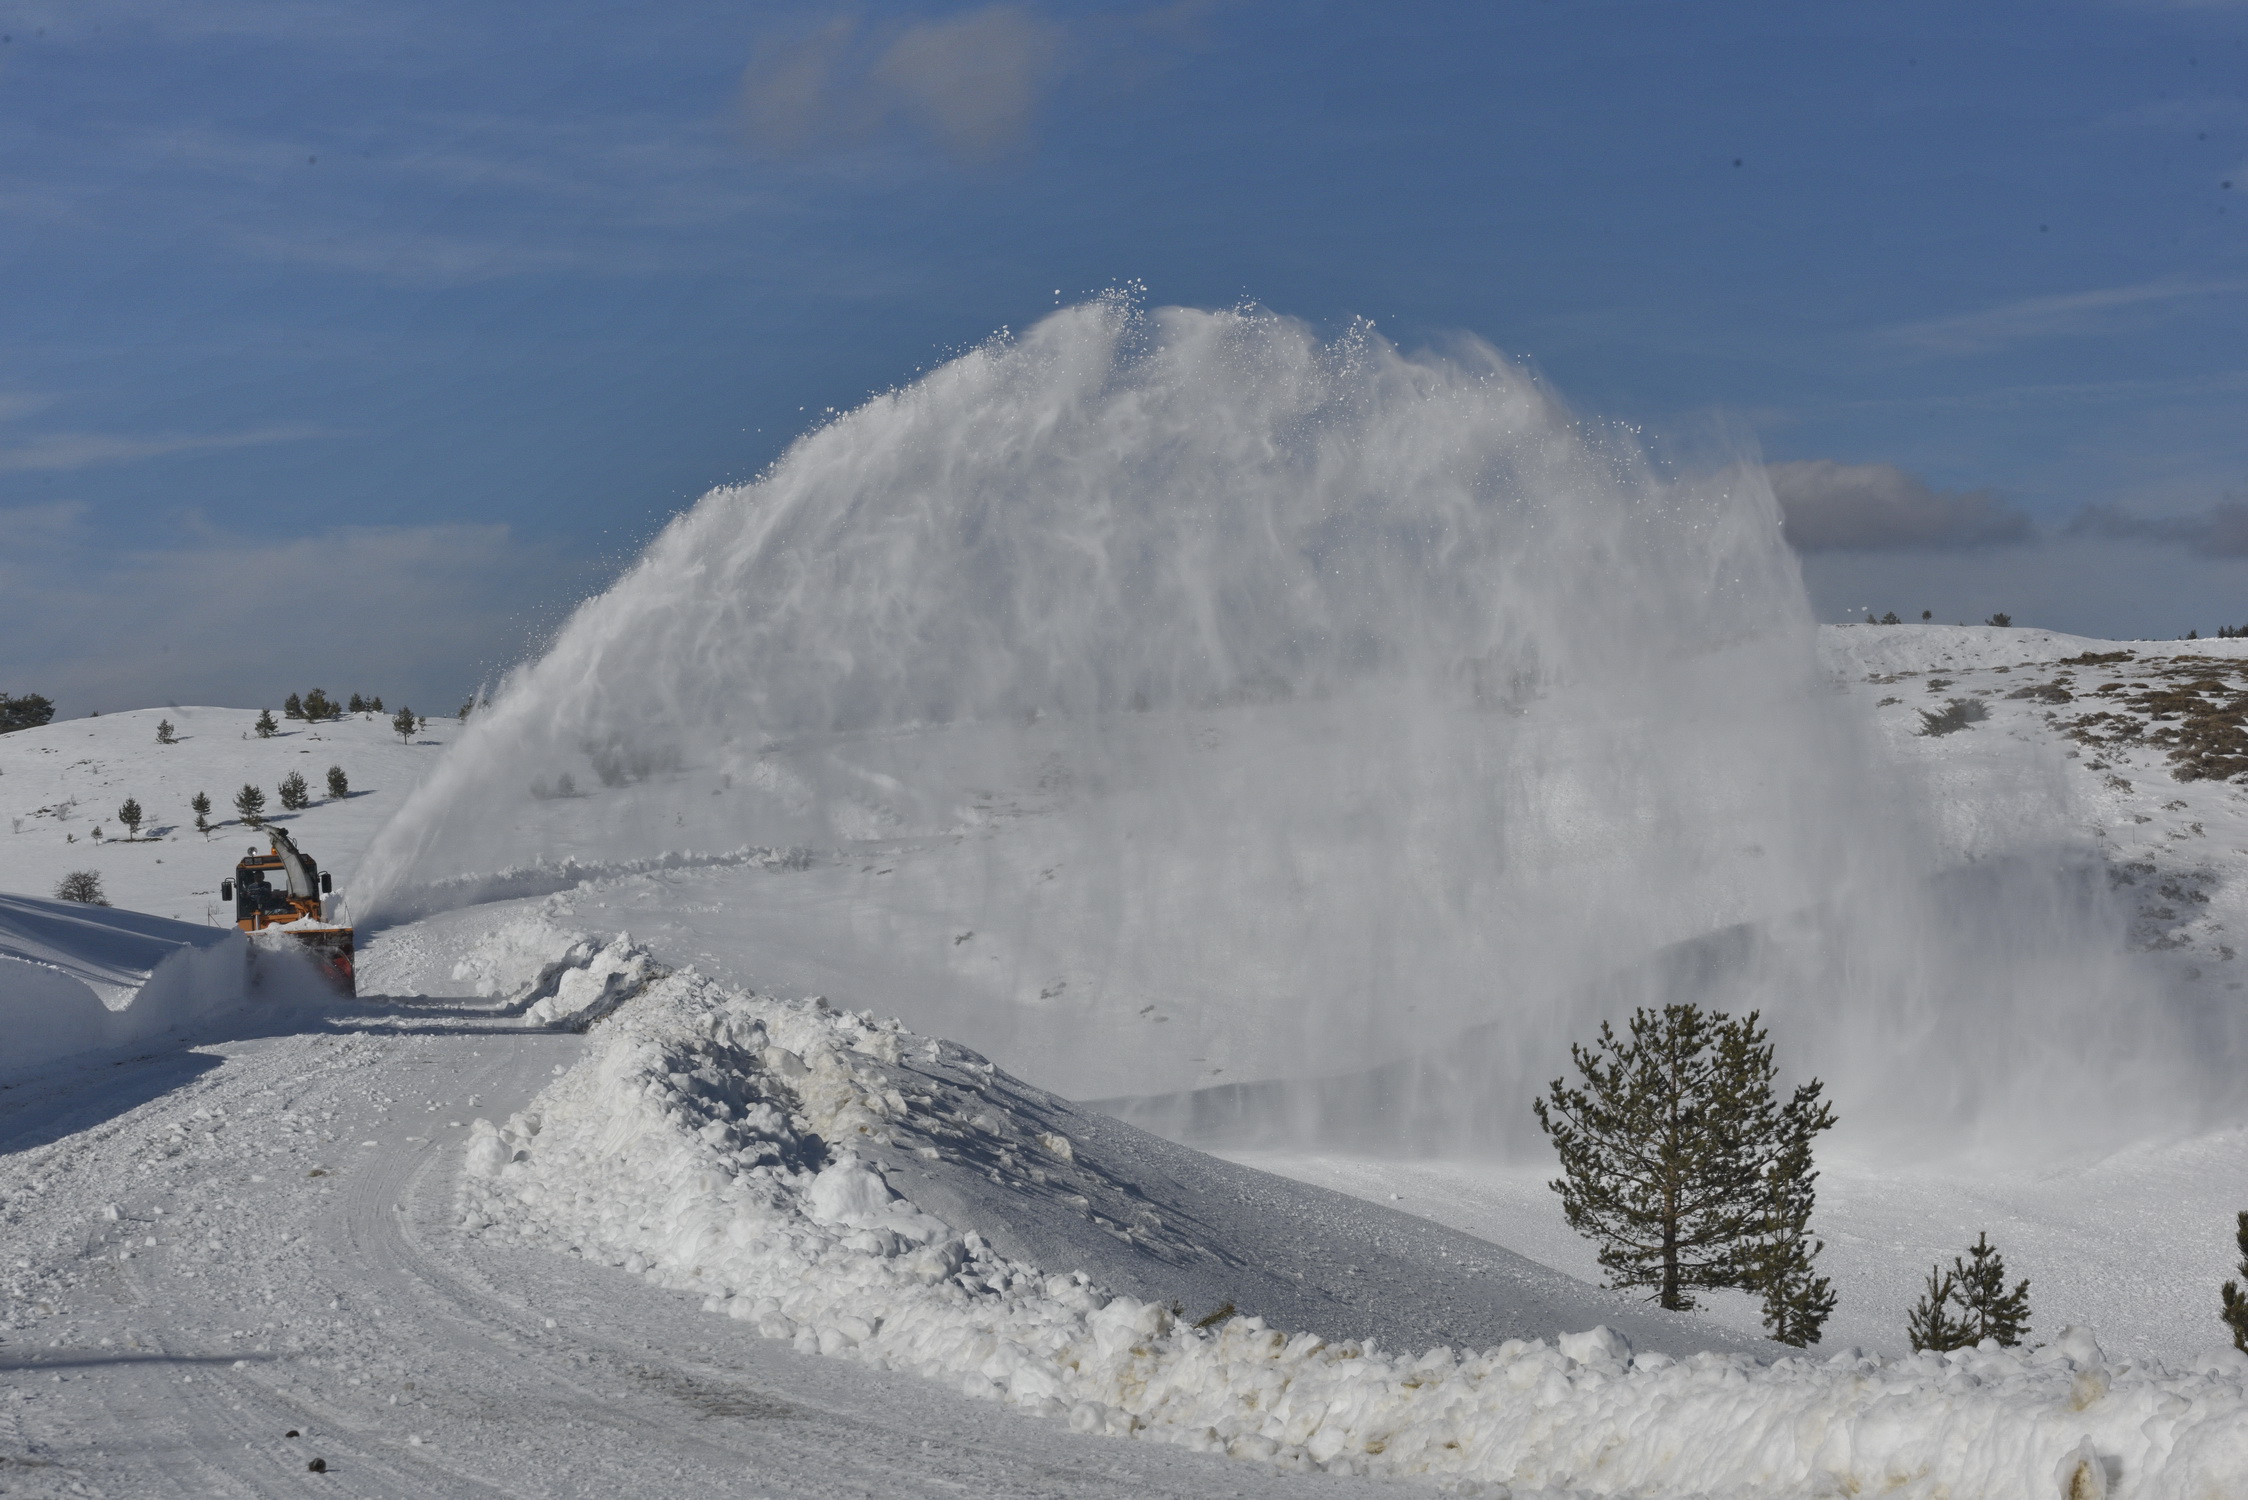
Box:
[302,688,337,721]
[255,708,279,738]
[347,693,367,714]
[1908,1233,2031,1351]
[156,718,177,745]
[1953,1232,2032,1346]
[117,796,143,839]
[234,783,267,826]
[369,695,384,714]
[1534,1005,1835,1315]
[393,705,416,744]
[278,770,310,811]
[191,791,212,835]
[284,692,305,719]
[1907,1264,1968,1353]
[2220,1212,2248,1354]
[1742,1101,1837,1345]
[0,692,56,733]
[326,765,349,799]
[54,870,107,905]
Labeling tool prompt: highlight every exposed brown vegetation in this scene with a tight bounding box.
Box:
[2059,656,2248,782]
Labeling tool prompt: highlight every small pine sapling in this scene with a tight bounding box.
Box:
[277,770,310,811]
[116,796,143,840]
[191,791,212,835]
[392,705,416,744]
[284,692,305,720]
[234,783,268,827]
[347,693,367,714]
[1907,1232,2031,1351]
[2221,1212,2248,1353]
[254,708,278,739]
[368,695,384,714]
[1986,612,2013,628]
[1907,1265,1968,1353]
[1952,1232,2032,1346]
[54,870,108,905]
[156,718,177,745]
[302,687,337,720]
[326,765,349,799]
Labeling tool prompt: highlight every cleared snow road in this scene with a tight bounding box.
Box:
[0,1001,1402,1499]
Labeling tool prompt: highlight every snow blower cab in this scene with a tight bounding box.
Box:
[219,826,355,993]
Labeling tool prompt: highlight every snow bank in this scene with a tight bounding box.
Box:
[462,951,2248,1497]
[448,915,658,1028]
[0,892,328,1077]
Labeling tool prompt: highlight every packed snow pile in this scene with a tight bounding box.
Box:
[448,913,659,1028]
[460,949,2248,1496]
[0,891,329,1076]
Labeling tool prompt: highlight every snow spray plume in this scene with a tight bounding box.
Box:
[360,297,2217,1154]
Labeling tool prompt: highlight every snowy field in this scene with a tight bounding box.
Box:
[0,704,461,927]
[5,625,2248,1495]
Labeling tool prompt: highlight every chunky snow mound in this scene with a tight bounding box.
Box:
[461,948,2248,1496]
[447,915,659,1027]
[0,892,330,1076]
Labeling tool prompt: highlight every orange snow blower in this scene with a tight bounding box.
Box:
[219,826,355,994]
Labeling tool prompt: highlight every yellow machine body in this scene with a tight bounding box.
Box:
[219,828,355,994]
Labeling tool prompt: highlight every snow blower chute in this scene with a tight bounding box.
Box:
[218,825,355,993]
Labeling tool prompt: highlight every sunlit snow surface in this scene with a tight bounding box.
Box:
[447,918,2248,1497]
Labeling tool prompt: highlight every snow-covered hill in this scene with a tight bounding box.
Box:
[0,705,461,924]
[7,626,2248,1495]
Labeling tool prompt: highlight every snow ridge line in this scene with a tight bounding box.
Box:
[359,845,815,926]
[458,956,2248,1497]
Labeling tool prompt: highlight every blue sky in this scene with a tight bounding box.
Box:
[1,0,2244,712]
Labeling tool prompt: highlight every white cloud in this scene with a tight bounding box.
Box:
[0,507,599,716]
[1878,279,2247,356]
[0,424,327,473]
[742,5,1068,160]
[1768,460,2035,551]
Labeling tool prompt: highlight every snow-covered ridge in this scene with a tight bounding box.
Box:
[461,928,2248,1496]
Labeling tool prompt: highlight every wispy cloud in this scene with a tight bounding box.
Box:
[743,5,1067,161]
[0,425,328,473]
[0,505,596,715]
[2068,498,2248,557]
[1768,460,2035,551]
[1878,279,2247,356]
